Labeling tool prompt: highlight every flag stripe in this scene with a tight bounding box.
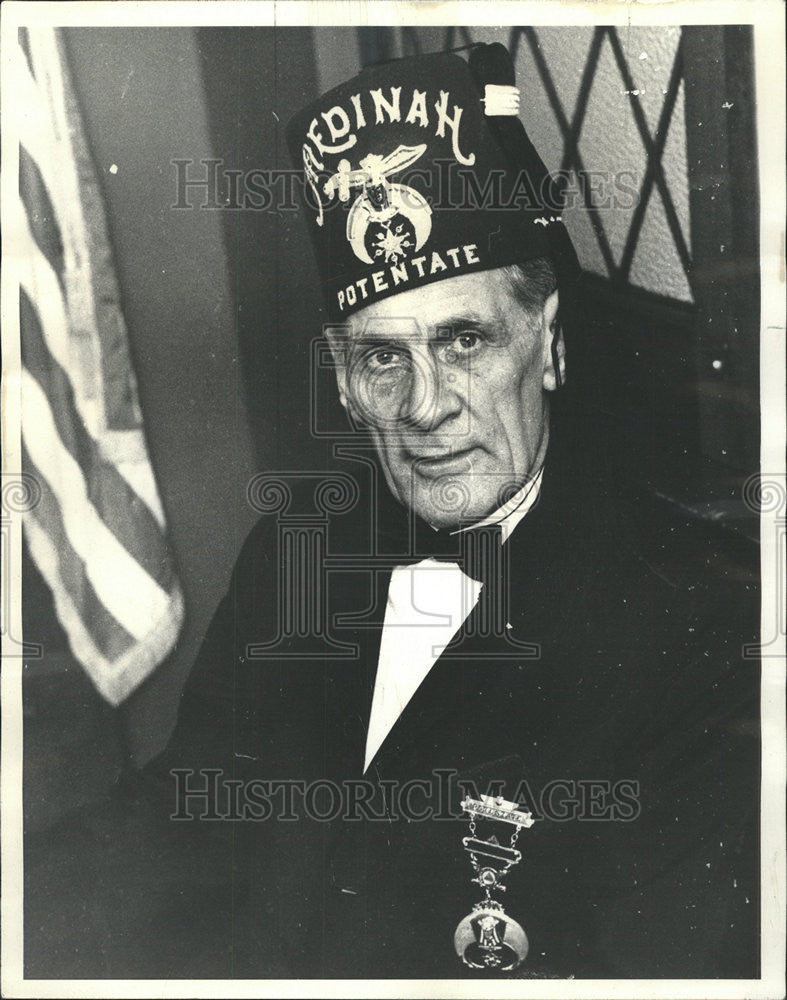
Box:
[18,36,110,428]
[19,25,185,703]
[58,76,144,436]
[17,199,104,431]
[21,368,173,640]
[23,514,116,683]
[107,440,167,529]
[29,28,146,438]
[20,31,147,436]
[19,146,64,289]
[17,200,166,527]
[23,449,137,661]
[21,289,175,591]
[18,27,34,77]
[24,514,184,707]
[19,144,66,288]
[17,47,78,256]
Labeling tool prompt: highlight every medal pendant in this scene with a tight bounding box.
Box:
[454,793,534,971]
[453,899,529,970]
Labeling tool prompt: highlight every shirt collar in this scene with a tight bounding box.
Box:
[451,466,544,546]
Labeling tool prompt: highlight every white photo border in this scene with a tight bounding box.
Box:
[2,2,784,998]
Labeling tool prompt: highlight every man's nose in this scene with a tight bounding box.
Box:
[400,348,463,430]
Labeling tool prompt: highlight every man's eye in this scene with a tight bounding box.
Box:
[439,331,483,363]
[455,332,480,351]
[357,348,408,375]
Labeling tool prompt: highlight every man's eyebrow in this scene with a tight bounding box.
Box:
[432,312,486,330]
[345,312,496,346]
[347,334,408,349]
[431,313,498,339]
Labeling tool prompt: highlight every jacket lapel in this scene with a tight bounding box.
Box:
[365,463,571,776]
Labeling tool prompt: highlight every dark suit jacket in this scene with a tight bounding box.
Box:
[24,431,760,980]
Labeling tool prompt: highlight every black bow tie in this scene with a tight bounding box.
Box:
[377,501,505,585]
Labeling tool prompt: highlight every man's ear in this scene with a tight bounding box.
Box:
[541,290,565,391]
[324,325,350,411]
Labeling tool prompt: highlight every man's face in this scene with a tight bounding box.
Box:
[328,268,563,528]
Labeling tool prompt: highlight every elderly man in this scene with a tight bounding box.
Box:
[149,43,757,978]
[25,43,759,981]
[328,260,561,773]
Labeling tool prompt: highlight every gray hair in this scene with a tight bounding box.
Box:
[500,257,558,321]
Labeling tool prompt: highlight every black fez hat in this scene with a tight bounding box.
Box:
[287,43,578,321]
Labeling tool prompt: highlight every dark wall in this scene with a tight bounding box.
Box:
[194,27,342,475]
[684,25,760,477]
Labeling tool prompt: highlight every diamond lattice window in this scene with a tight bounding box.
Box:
[351,25,695,303]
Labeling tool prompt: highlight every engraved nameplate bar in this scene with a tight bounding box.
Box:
[460,795,535,828]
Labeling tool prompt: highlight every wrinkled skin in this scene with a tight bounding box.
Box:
[327,268,563,527]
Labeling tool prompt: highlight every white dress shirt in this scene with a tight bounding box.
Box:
[363,469,543,772]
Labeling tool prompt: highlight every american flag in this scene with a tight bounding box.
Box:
[17,27,184,706]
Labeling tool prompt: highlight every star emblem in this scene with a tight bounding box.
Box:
[368,216,416,263]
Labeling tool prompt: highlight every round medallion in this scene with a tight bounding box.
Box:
[454,901,528,971]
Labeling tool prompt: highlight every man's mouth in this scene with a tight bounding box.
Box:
[405,445,481,476]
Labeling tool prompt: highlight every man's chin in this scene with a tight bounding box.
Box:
[396,479,500,528]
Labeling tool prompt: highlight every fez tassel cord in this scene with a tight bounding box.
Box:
[482,84,521,117]
[454,795,534,970]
